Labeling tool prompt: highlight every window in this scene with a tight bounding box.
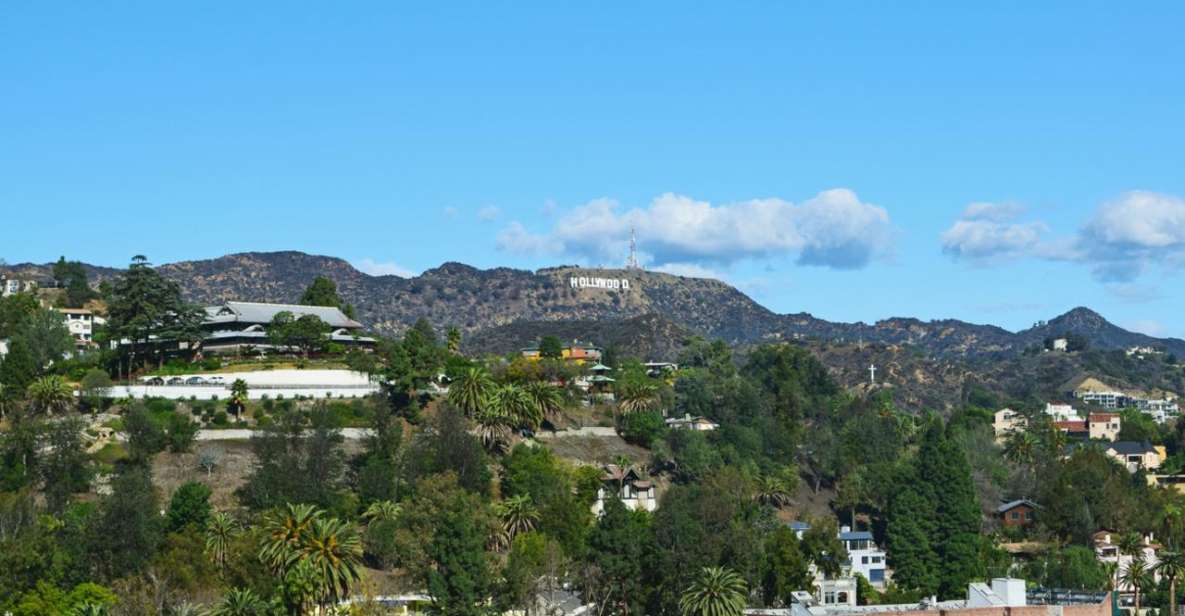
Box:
[1011,512,1020,520]
[837,593,849,604]
[1025,511,1034,520]
[870,569,885,583]
[862,556,869,564]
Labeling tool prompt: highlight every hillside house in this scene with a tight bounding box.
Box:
[791,521,887,587]
[1053,420,1090,440]
[521,339,603,364]
[1094,530,1161,591]
[1088,413,1121,441]
[591,465,656,516]
[1045,403,1081,422]
[1105,441,1164,473]
[839,526,887,585]
[199,301,375,354]
[58,308,106,347]
[997,499,1038,528]
[665,414,719,431]
[993,408,1026,442]
[1,276,37,296]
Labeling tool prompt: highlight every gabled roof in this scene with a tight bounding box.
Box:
[1108,441,1156,455]
[997,499,1040,513]
[204,301,363,329]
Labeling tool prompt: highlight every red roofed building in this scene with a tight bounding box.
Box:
[1088,413,1121,441]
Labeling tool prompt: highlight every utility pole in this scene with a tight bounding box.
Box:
[626,225,640,270]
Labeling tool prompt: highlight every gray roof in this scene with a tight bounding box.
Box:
[997,499,1039,513]
[1108,441,1156,455]
[204,301,363,329]
[840,530,874,541]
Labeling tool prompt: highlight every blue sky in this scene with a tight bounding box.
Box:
[3,3,1184,337]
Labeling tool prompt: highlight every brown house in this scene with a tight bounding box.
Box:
[998,499,1039,528]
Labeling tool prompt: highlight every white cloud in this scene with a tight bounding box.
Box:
[650,262,727,280]
[497,189,893,270]
[940,202,1049,262]
[477,205,501,221]
[1079,190,1185,281]
[496,222,558,256]
[354,258,415,278]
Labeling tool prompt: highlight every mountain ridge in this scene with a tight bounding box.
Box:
[3,251,1183,359]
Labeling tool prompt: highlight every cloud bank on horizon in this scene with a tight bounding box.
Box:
[941,190,1185,283]
[496,188,1185,290]
[497,188,894,275]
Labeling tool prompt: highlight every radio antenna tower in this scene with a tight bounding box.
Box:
[626,226,641,270]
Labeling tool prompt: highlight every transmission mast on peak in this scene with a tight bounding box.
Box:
[626,225,641,270]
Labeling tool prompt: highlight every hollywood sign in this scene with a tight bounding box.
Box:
[569,276,632,291]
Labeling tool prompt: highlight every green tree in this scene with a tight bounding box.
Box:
[680,566,748,616]
[915,423,983,598]
[538,335,564,360]
[15,309,75,373]
[495,494,541,548]
[1122,557,1151,615]
[586,497,654,615]
[299,275,346,309]
[425,491,493,616]
[52,257,97,308]
[166,481,213,532]
[26,375,74,415]
[78,368,112,411]
[524,381,564,424]
[105,256,204,374]
[886,485,939,595]
[267,311,330,357]
[205,511,239,576]
[762,527,810,607]
[0,338,38,409]
[449,366,494,417]
[40,417,91,514]
[210,588,268,616]
[227,378,248,419]
[1156,550,1185,616]
[85,466,162,580]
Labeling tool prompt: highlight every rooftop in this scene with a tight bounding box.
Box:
[204,301,363,329]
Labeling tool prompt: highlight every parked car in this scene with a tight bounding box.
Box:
[207,376,225,384]
[185,376,206,385]
[146,377,165,385]
[167,377,185,385]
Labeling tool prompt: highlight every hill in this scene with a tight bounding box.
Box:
[4,251,1184,363]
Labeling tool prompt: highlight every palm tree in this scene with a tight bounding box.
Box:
[1003,430,1039,466]
[1156,550,1185,616]
[71,604,110,616]
[755,474,793,509]
[1121,557,1151,614]
[362,500,402,524]
[26,375,74,415]
[618,381,660,414]
[169,602,204,616]
[489,383,540,430]
[449,367,494,417]
[679,566,748,616]
[497,494,541,541]
[227,379,248,419]
[1117,532,1144,590]
[205,511,239,575]
[474,408,515,454]
[525,381,564,425]
[302,516,364,606]
[210,588,267,616]
[259,503,322,573]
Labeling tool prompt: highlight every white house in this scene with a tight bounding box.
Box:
[993,408,1026,442]
[591,465,656,516]
[1094,530,1161,591]
[665,414,719,431]
[840,526,887,586]
[1,277,37,297]
[788,521,887,587]
[58,308,106,346]
[1044,403,1081,422]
